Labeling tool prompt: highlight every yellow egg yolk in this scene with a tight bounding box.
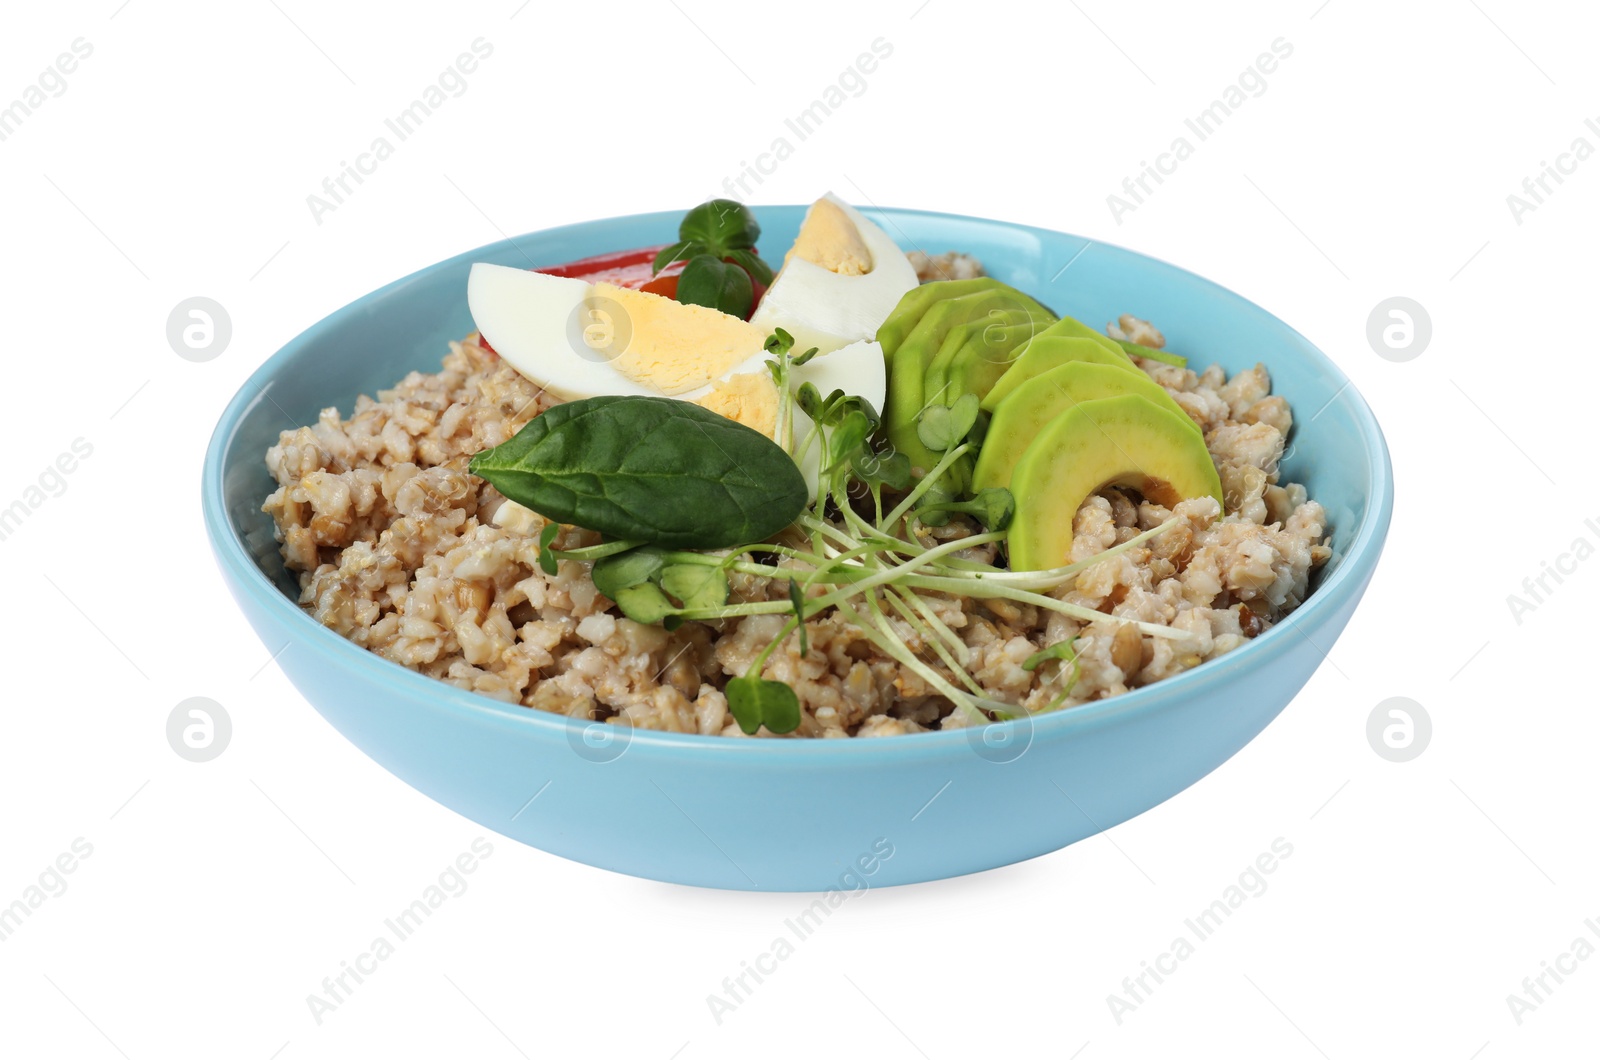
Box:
[785,197,874,276]
[592,283,769,396]
[691,371,780,440]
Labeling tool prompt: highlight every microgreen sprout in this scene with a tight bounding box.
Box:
[765,328,820,452]
[788,579,809,660]
[915,392,982,454]
[1021,638,1081,712]
[1113,338,1187,368]
[726,667,802,736]
[913,487,1015,532]
[536,522,560,575]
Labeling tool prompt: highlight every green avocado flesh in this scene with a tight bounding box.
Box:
[980,335,1144,412]
[882,286,1056,474]
[1031,314,1125,354]
[1004,395,1223,572]
[972,360,1204,494]
[874,280,1221,572]
[941,319,1053,409]
[877,278,1050,362]
[925,316,1048,408]
[984,336,1197,428]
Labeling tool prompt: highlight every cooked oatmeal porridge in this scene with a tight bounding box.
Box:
[263,239,1329,738]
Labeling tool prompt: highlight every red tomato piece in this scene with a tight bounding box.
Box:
[534,245,663,279]
[639,273,679,299]
[529,245,770,319]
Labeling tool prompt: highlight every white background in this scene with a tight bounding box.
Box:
[1,1,1591,1057]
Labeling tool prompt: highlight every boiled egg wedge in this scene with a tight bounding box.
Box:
[468,258,888,500]
[468,264,771,400]
[748,193,920,356]
[469,262,787,445]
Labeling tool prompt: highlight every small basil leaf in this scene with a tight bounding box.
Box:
[470,395,807,549]
[676,254,753,318]
[679,199,759,254]
[652,239,704,275]
[537,522,560,576]
[612,583,679,625]
[659,564,729,611]
[723,247,774,287]
[591,545,668,600]
[725,675,801,735]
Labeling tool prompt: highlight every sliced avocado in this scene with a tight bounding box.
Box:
[924,313,1047,409]
[988,350,1197,443]
[877,278,1025,361]
[973,361,1202,494]
[1005,395,1223,571]
[942,317,1055,408]
[981,335,1143,412]
[1032,314,1125,354]
[885,289,1054,474]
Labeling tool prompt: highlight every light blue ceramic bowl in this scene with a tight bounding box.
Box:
[203,207,1392,891]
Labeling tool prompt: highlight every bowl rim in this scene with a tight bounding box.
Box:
[202,204,1394,761]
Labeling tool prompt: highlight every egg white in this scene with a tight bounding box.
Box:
[748,193,920,356]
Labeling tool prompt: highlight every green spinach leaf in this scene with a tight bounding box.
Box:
[469,396,807,549]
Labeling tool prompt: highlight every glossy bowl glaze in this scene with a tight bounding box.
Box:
[203,207,1392,891]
